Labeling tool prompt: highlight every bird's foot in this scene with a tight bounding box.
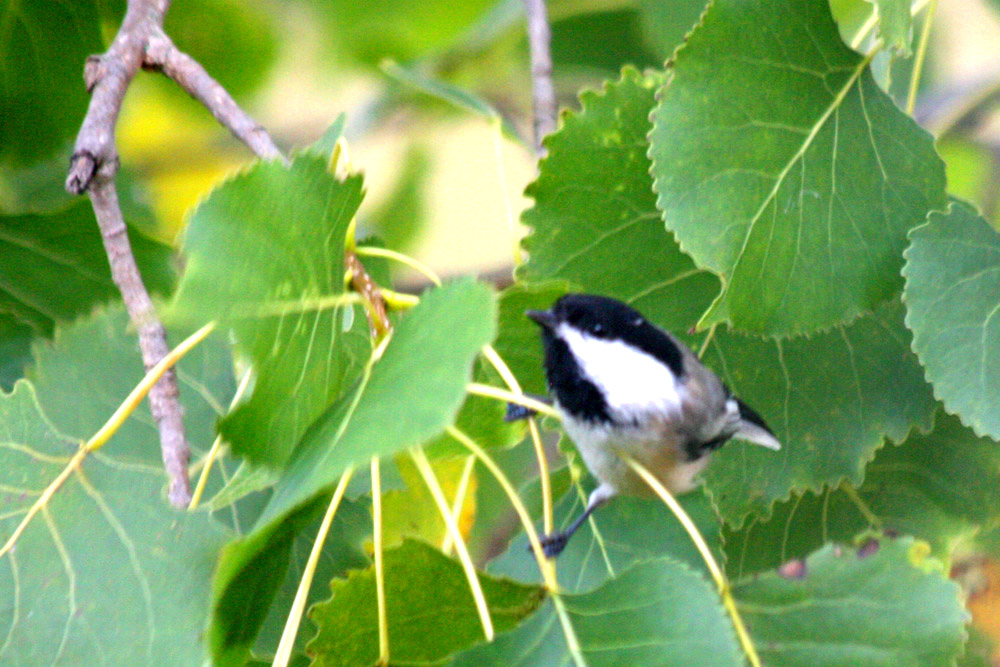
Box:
[530,531,570,558]
[504,402,537,422]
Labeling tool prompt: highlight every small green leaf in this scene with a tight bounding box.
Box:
[903,200,1000,440]
[0,382,229,664]
[636,0,710,60]
[363,145,431,253]
[868,0,912,56]
[170,156,371,467]
[0,1,103,166]
[207,487,371,664]
[259,279,496,527]
[0,200,175,336]
[301,114,347,161]
[725,412,1000,577]
[308,540,545,667]
[208,495,369,666]
[0,317,33,391]
[550,9,660,73]
[649,0,946,334]
[735,537,967,666]
[315,0,496,65]
[451,557,742,666]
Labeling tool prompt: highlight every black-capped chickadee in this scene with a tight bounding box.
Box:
[526,294,781,557]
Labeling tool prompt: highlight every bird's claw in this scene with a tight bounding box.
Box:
[529,531,570,558]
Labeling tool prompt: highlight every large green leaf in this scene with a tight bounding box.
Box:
[0,0,103,166]
[725,412,1000,578]
[518,67,935,527]
[451,557,743,666]
[903,201,1000,440]
[0,200,175,336]
[520,67,720,341]
[649,0,946,335]
[0,381,229,664]
[259,279,496,526]
[170,156,371,467]
[703,298,936,525]
[308,539,545,667]
[29,306,235,468]
[734,537,967,666]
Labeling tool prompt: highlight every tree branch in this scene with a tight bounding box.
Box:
[143,29,283,162]
[523,0,557,156]
[65,0,284,506]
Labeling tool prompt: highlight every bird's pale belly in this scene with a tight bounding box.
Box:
[562,415,711,497]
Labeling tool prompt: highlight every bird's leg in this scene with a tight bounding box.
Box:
[536,484,614,558]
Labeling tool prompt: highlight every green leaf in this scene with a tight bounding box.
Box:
[225,496,372,664]
[208,494,369,666]
[649,0,946,335]
[725,412,1000,577]
[0,200,176,336]
[302,114,347,162]
[636,0,710,60]
[308,539,545,667]
[451,557,743,666]
[520,67,720,339]
[550,8,660,73]
[734,537,968,666]
[0,317,33,391]
[29,305,235,467]
[703,298,936,525]
[0,381,228,664]
[315,0,496,65]
[364,145,431,253]
[259,279,496,526]
[489,480,723,594]
[164,0,278,98]
[170,156,371,467]
[903,200,1000,440]
[0,1,103,166]
[868,0,912,56]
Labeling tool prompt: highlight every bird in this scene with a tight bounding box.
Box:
[525,293,781,557]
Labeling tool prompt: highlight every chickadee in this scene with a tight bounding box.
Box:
[526,294,781,557]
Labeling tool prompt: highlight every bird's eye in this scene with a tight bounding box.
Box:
[591,323,604,334]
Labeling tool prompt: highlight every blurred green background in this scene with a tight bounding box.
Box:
[6,0,999,284]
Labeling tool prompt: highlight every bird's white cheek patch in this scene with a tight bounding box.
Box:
[559,325,683,414]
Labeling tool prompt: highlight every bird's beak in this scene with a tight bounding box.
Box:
[526,309,557,330]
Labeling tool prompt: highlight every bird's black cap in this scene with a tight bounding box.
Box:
[530,294,686,378]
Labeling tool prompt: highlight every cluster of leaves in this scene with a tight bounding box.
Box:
[3,0,1000,665]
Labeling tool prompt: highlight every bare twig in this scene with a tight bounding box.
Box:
[523,0,557,156]
[65,0,284,506]
[143,29,283,162]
